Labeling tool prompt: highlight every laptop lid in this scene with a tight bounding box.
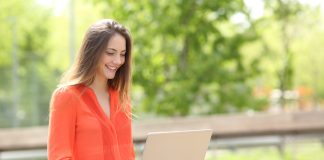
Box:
[142,129,212,160]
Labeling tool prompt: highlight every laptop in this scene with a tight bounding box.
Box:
[142,129,212,160]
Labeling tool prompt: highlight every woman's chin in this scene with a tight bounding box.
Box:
[106,73,116,80]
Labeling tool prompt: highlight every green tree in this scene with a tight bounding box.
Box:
[0,0,54,127]
[90,0,267,116]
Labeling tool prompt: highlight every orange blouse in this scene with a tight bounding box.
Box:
[47,84,135,160]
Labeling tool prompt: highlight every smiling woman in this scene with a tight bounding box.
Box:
[99,34,126,80]
[47,19,135,160]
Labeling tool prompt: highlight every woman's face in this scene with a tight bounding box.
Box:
[97,33,126,81]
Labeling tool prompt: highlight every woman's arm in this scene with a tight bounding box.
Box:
[47,88,77,160]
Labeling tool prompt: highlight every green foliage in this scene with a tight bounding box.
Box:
[120,0,266,115]
[206,141,324,160]
[0,0,55,127]
[0,0,324,127]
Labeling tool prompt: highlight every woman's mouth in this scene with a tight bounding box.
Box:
[105,65,118,72]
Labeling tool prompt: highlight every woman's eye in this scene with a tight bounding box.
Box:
[121,54,126,57]
[105,51,114,55]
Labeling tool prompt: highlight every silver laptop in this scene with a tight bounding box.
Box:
[142,129,212,160]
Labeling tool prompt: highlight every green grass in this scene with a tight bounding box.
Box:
[205,141,324,160]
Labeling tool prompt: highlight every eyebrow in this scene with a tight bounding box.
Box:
[106,48,126,52]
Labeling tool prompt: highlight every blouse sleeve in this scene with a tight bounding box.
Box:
[127,102,136,160]
[118,100,136,160]
[47,88,78,160]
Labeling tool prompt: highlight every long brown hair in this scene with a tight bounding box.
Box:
[59,19,132,111]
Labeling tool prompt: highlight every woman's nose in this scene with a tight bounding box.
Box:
[113,55,122,65]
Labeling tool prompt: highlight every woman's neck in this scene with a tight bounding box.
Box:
[89,75,108,94]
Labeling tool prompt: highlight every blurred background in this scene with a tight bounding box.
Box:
[0,0,324,159]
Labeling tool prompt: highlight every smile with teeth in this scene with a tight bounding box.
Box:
[105,65,118,71]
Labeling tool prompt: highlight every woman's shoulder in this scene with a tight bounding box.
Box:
[50,84,87,109]
[52,84,86,100]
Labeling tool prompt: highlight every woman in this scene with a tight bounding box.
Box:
[48,19,135,160]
